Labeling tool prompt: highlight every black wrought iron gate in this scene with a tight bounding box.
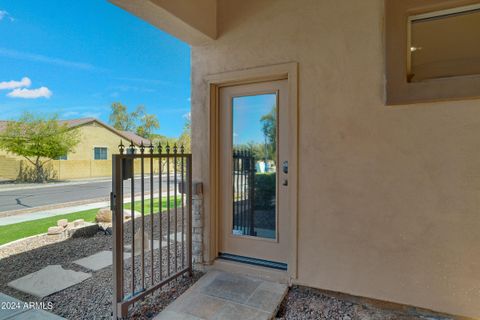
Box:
[111,141,192,319]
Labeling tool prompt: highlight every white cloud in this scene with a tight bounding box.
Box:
[0,48,96,71]
[0,10,14,21]
[0,77,31,90]
[80,112,102,119]
[7,87,52,99]
[183,112,191,121]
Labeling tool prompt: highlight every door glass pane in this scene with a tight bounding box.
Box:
[232,93,277,239]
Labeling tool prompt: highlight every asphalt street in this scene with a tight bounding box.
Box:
[0,175,178,213]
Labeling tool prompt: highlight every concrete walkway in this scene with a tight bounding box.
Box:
[0,293,65,319]
[0,201,109,226]
[154,271,288,320]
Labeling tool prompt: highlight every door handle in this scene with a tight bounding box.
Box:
[282,161,288,174]
[282,179,288,186]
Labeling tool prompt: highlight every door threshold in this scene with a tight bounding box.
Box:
[208,257,291,285]
[218,253,287,271]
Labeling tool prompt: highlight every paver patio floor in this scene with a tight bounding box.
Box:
[154,270,288,320]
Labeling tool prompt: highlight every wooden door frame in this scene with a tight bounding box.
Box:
[204,62,299,279]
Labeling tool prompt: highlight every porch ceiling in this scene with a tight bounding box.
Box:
[108,0,217,45]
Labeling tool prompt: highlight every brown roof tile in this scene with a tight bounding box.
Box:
[0,117,150,146]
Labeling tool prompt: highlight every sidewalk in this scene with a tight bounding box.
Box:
[0,176,112,192]
[0,192,166,226]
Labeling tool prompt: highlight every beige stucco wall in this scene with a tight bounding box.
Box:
[68,122,122,161]
[191,0,480,317]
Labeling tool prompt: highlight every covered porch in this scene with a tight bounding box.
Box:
[108,0,480,319]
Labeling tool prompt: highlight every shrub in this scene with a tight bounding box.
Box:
[254,172,276,210]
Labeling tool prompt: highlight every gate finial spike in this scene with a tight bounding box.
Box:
[157,142,163,154]
[149,141,154,154]
[119,140,125,154]
[140,141,145,154]
[166,143,170,154]
[173,143,178,154]
[180,145,185,154]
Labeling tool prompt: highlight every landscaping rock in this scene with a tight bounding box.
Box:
[95,208,135,222]
[134,229,150,252]
[68,223,98,238]
[95,208,112,223]
[57,219,68,228]
[47,226,64,235]
[73,219,85,227]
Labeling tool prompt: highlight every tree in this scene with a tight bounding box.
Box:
[260,106,276,161]
[136,113,160,139]
[109,102,159,139]
[0,113,81,182]
[109,102,136,131]
[177,116,191,153]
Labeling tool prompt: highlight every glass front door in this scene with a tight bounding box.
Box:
[218,80,290,267]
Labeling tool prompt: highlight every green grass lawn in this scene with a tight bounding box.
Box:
[124,196,182,215]
[0,208,99,246]
[0,196,182,246]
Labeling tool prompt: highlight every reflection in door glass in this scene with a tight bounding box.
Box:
[232,94,277,239]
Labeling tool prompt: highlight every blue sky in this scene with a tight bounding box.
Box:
[233,94,276,145]
[0,0,190,137]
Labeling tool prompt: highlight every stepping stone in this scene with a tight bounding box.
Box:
[0,292,65,320]
[124,240,167,254]
[0,292,28,319]
[163,232,186,242]
[8,265,91,298]
[73,251,132,271]
[9,309,66,319]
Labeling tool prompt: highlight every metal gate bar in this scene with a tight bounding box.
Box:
[112,141,192,319]
[233,149,255,236]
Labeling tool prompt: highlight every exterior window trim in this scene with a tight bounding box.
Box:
[385,0,480,105]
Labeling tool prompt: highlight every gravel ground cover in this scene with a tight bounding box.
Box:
[276,286,455,320]
[0,210,202,319]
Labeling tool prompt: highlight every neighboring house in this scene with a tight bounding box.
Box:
[0,118,149,180]
[110,0,480,319]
